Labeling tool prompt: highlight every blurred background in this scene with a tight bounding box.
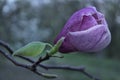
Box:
[0,0,120,80]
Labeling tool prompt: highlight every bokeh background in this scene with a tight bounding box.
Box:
[0,0,120,80]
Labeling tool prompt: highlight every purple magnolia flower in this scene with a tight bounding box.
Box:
[54,6,111,53]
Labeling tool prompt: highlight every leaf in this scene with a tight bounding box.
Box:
[48,37,65,56]
[41,73,57,79]
[13,42,52,57]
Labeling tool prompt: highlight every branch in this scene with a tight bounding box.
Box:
[0,40,100,80]
[17,55,99,80]
[0,49,47,78]
[31,54,50,71]
[0,40,13,53]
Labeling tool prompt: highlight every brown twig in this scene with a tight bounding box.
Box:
[0,40,100,80]
[31,54,50,71]
[0,40,13,53]
[0,49,45,77]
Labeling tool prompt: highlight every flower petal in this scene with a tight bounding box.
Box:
[59,37,77,53]
[68,25,111,52]
[54,7,98,44]
[80,15,98,31]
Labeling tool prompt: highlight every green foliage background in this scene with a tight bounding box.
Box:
[0,0,120,80]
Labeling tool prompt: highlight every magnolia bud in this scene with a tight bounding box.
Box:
[54,6,111,53]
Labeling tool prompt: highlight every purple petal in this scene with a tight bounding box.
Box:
[59,37,77,53]
[54,7,98,43]
[80,15,98,31]
[68,25,111,52]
